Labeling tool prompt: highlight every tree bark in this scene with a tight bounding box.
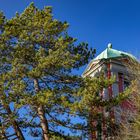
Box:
[34,79,49,140]
[1,124,7,140]
[5,105,25,140]
[89,108,97,140]
[0,97,25,140]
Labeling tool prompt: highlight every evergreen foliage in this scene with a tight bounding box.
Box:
[117,59,140,140]
[0,3,131,140]
[0,3,95,139]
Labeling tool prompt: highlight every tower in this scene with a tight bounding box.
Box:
[82,44,136,139]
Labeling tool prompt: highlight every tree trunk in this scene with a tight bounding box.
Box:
[34,79,49,140]
[89,109,97,140]
[5,105,25,140]
[0,97,25,140]
[12,120,25,140]
[37,105,49,140]
[1,125,7,140]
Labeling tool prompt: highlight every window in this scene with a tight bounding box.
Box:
[118,73,123,92]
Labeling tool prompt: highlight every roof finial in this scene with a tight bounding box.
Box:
[108,43,112,49]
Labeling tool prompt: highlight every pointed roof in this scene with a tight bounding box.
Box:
[94,43,136,60]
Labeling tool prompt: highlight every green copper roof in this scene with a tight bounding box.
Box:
[94,44,136,60]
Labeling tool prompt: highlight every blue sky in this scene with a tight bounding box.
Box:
[1,0,140,62]
[1,0,140,139]
[1,0,140,67]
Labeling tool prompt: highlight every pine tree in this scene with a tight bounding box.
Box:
[117,59,140,140]
[1,3,130,139]
[74,73,131,139]
[0,12,25,140]
[2,3,95,139]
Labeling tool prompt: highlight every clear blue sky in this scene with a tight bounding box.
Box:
[1,0,140,66]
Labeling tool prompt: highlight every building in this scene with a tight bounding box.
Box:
[82,44,136,139]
